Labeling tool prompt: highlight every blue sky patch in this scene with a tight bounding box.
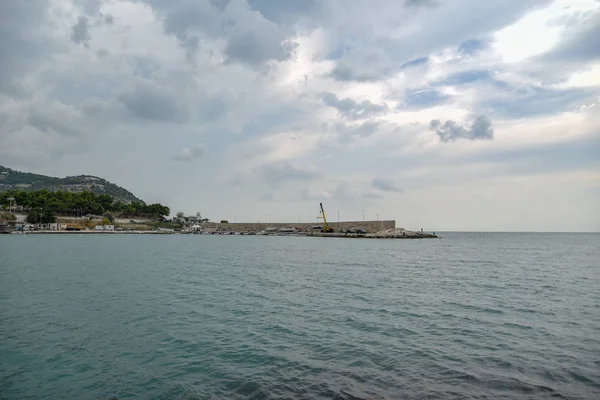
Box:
[435,70,494,85]
[485,86,593,118]
[458,39,488,55]
[401,57,429,69]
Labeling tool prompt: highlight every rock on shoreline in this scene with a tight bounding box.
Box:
[367,228,438,239]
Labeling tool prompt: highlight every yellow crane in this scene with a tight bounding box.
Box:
[319,202,334,233]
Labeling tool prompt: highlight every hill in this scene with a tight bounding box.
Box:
[0,165,143,204]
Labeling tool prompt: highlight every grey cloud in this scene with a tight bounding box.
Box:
[145,0,298,67]
[158,0,219,61]
[372,178,404,193]
[160,0,221,37]
[171,144,207,161]
[321,93,388,119]
[259,162,321,187]
[259,192,275,201]
[429,115,494,142]
[333,183,383,201]
[75,0,102,15]
[224,32,298,67]
[298,189,332,202]
[102,13,114,25]
[71,16,91,47]
[543,14,600,62]
[27,101,84,137]
[363,191,384,199]
[329,47,394,82]
[334,121,380,142]
[197,91,236,122]
[247,0,321,23]
[0,0,60,96]
[96,49,109,58]
[405,0,437,7]
[209,0,230,11]
[118,79,189,122]
[181,36,200,63]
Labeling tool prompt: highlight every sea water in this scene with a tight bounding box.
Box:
[1,233,599,399]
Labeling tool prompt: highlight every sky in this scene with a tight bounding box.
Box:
[0,0,599,232]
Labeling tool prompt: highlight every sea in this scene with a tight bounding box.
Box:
[0,233,599,399]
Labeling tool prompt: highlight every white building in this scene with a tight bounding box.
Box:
[95,225,115,231]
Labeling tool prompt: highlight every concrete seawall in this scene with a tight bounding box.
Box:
[202,220,395,233]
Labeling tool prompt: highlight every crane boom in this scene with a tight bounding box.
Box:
[319,202,334,233]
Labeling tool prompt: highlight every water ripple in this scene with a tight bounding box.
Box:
[1,233,599,399]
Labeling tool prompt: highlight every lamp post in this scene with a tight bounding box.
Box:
[337,210,339,222]
[377,212,379,221]
[362,209,364,221]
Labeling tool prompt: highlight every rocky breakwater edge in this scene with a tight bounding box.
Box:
[367,228,438,239]
[308,228,439,239]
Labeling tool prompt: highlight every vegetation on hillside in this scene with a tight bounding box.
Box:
[0,190,170,220]
[0,165,143,203]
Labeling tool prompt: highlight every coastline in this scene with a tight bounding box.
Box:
[8,229,439,238]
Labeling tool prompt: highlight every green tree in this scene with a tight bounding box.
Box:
[103,212,115,223]
[26,207,56,224]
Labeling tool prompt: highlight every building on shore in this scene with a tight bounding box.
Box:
[94,225,115,231]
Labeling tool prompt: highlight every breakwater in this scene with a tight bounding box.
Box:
[202,220,395,233]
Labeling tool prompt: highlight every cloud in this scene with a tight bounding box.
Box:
[171,144,207,161]
[71,16,91,47]
[400,88,450,109]
[334,182,384,201]
[102,13,114,25]
[542,13,600,63]
[76,0,103,15]
[483,86,594,119]
[372,178,404,193]
[0,0,58,95]
[258,162,321,187]
[96,49,109,58]
[429,115,494,142]
[329,47,395,82]
[246,0,321,23]
[224,33,298,67]
[19,101,85,139]
[321,93,388,119]
[333,121,380,142]
[118,79,189,122]
[151,0,300,67]
[405,0,437,8]
[258,192,275,201]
